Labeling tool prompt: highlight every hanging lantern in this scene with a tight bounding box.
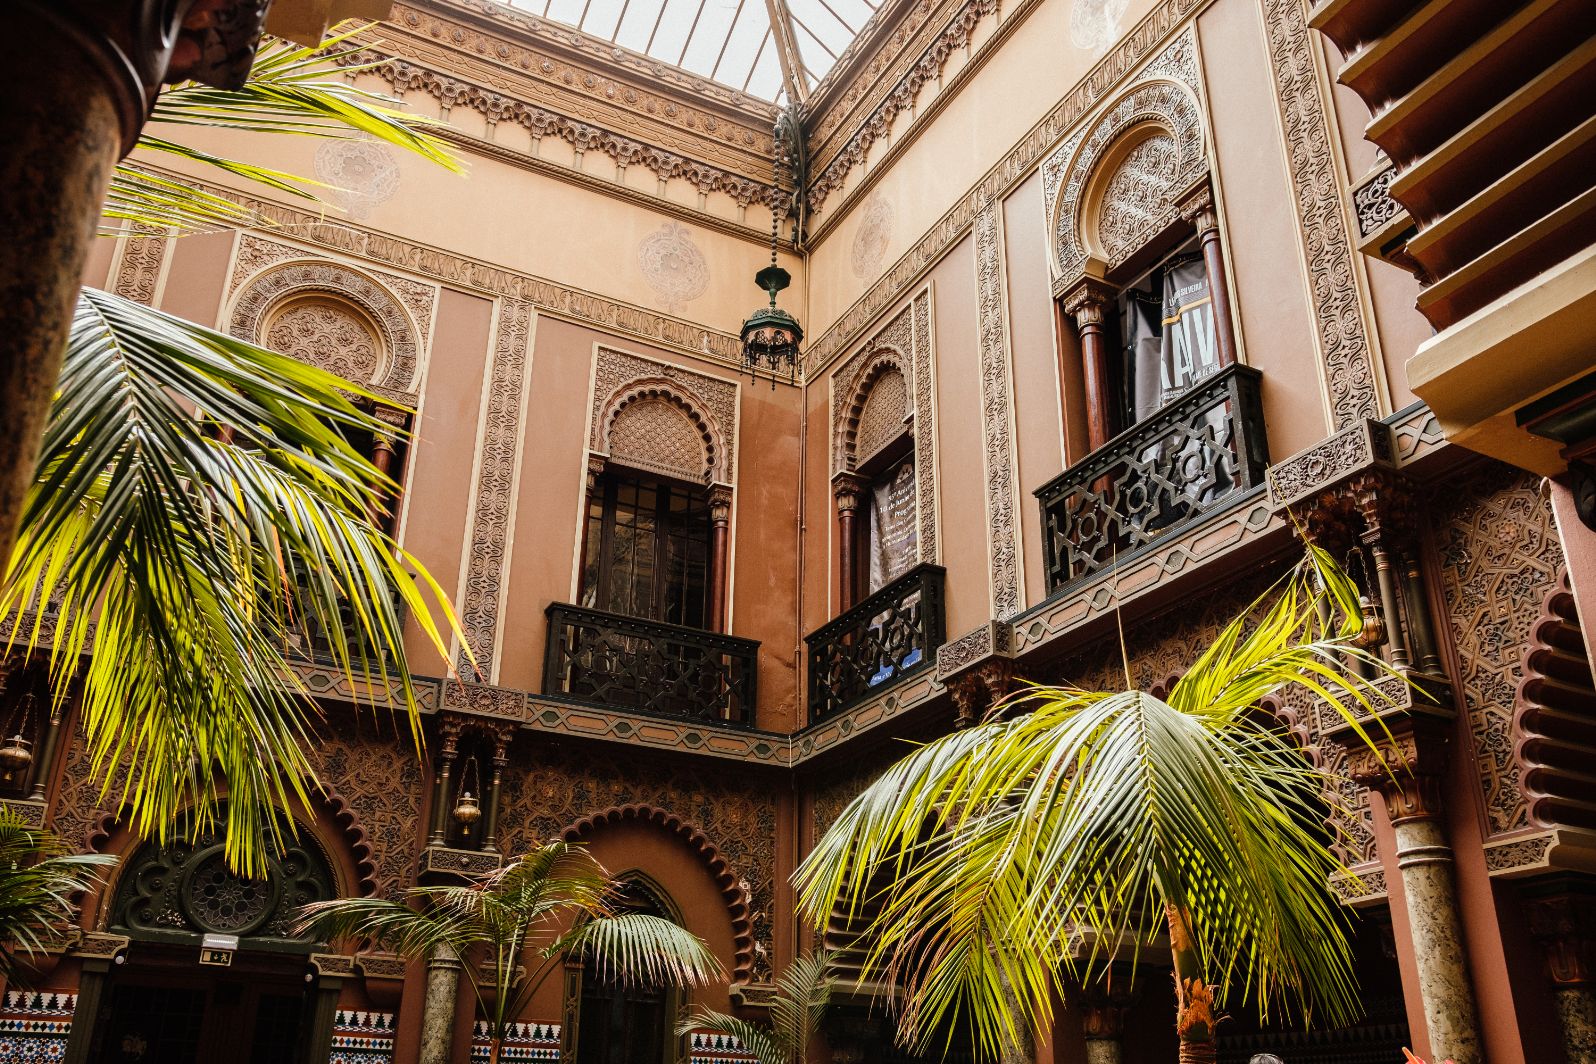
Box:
[452,790,481,825]
[740,118,803,388]
[0,735,31,775]
[0,694,35,776]
[452,754,482,826]
[1352,591,1388,650]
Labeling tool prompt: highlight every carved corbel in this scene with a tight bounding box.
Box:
[585,452,608,495]
[1526,878,1596,990]
[1341,714,1452,826]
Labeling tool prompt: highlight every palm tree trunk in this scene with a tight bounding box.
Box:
[1165,902,1217,1064]
[487,1036,503,1064]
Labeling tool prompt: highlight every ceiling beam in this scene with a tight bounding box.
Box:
[762,0,811,103]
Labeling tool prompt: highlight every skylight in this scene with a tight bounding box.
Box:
[504,0,881,103]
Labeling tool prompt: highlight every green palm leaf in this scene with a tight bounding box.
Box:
[677,949,834,1064]
[793,552,1403,1059]
[0,810,116,982]
[106,31,462,234]
[297,841,721,1044]
[1,288,465,876]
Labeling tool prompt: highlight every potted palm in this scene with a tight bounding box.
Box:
[297,840,721,1064]
[794,547,1401,1063]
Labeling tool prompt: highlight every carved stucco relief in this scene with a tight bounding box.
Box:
[313,138,401,222]
[589,349,739,487]
[850,192,895,280]
[1072,0,1134,55]
[1260,0,1380,426]
[455,300,536,680]
[830,290,939,564]
[637,222,710,313]
[110,225,169,305]
[1040,32,1205,284]
[974,204,1024,620]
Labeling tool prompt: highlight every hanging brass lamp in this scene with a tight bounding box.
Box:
[0,695,35,776]
[452,754,482,825]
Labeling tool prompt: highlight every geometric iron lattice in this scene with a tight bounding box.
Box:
[111,811,336,945]
[805,563,946,721]
[544,603,760,726]
[1035,365,1268,593]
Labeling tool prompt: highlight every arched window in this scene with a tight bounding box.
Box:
[568,877,685,1064]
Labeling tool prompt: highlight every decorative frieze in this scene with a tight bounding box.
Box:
[1260,0,1382,427]
[973,204,1023,619]
[109,223,168,304]
[455,300,535,680]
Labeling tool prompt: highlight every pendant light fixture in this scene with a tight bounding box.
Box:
[740,118,803,388]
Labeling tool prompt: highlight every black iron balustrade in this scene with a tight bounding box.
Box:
[281,568,407,667]
[543,603,759,726]
[806,563,946,722]
[1035,364,1268,594]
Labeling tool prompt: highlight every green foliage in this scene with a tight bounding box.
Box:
[297,842,721,1043]
[677,949,835,1064]
[105,31,462,233]
[0,810,116,983]
[792,547,1401,1059]
[1,289,464,876]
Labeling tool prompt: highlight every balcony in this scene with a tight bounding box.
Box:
[1036,364,1268,594]
[542,603,759,726]
[806,563,947,722]
[281,575,406,667]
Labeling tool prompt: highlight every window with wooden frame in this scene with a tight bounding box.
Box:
[580,469,712,631]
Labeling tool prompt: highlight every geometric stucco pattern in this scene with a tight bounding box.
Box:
[456,300,536,681]
[1432,463,1564,837]
[1041,31,1205,286]
[589,348,739,487]
[973,204,1023,619]
[1260,0,1381,427]
[110,224,169,305]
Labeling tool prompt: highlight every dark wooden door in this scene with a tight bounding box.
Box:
[91,971,309,1064]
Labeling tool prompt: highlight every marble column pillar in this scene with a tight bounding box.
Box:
[1347,724,1482,1064]
[1527,878,1596,1064]
[419,942,463,1064]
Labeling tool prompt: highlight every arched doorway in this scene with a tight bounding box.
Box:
[86,812,339,1064]
[569,876,685,1064]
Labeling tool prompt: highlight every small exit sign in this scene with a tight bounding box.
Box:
[199,933,240,967]
[199,947,234,967]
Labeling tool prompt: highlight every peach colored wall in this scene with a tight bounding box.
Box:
[929,237,989,639]
[1002,173,1067,612]
[1198,0,1332,461]
[398,288,495,670]
[799,377,833,707]
[159,231,232,327]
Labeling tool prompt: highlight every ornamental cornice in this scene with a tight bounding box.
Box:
[401,0,779,125]
[338,45,781,203]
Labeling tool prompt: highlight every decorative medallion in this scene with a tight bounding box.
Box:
[314,138,401,221]
[1071,0,1132,54]
[850,192,894,280]
[638,222,709,312]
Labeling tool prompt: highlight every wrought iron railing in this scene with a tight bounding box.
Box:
[1035,364,1268,594]
[543,603,759,726]
[805,564,946,722]
[281,570,407,667]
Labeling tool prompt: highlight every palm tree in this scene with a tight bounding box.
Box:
[793,546,1401,1064]
[0,809,117,983]
[297,841,723,1064]
[677,949,834,1064]
[3,31,468,876]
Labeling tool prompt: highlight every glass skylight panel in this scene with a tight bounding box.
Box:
[496,0,876,101]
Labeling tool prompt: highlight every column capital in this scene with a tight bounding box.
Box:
[1061,277,1117,326]
[1343,716,1451,824]
[1526,878,1596,988]
[1178,177,1218,235]
[708,483,733,523]
[832,471,867,513]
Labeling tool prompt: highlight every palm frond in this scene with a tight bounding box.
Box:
[768,949,834,1058]
[794,553,1402,1059]
[1,288,464,876]
[551,912,722,987]
[0,811,116,983]
[676,1010,789,1064]
[106,31,462,233]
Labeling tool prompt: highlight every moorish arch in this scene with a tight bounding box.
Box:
[833,348,910,476]
[228,259,423,396]
[561,803,757,983]
[1048,76,1208,282]
[594,376,730,487]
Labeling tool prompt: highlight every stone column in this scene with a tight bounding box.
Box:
[1178,181,1238,369]
[707,484,733,633]
[1346,722,1483,1064]
[1354,477,1412,671]
[370,404,407,527]
[1081,993,1127,1064]
[0,1,268,572]
[428,719,461,847]
[419,942,464,1064]
[1527,878,1596,1064]
[1061,279,1118,452]
[833,473,866,613]
[481,725,511,853]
